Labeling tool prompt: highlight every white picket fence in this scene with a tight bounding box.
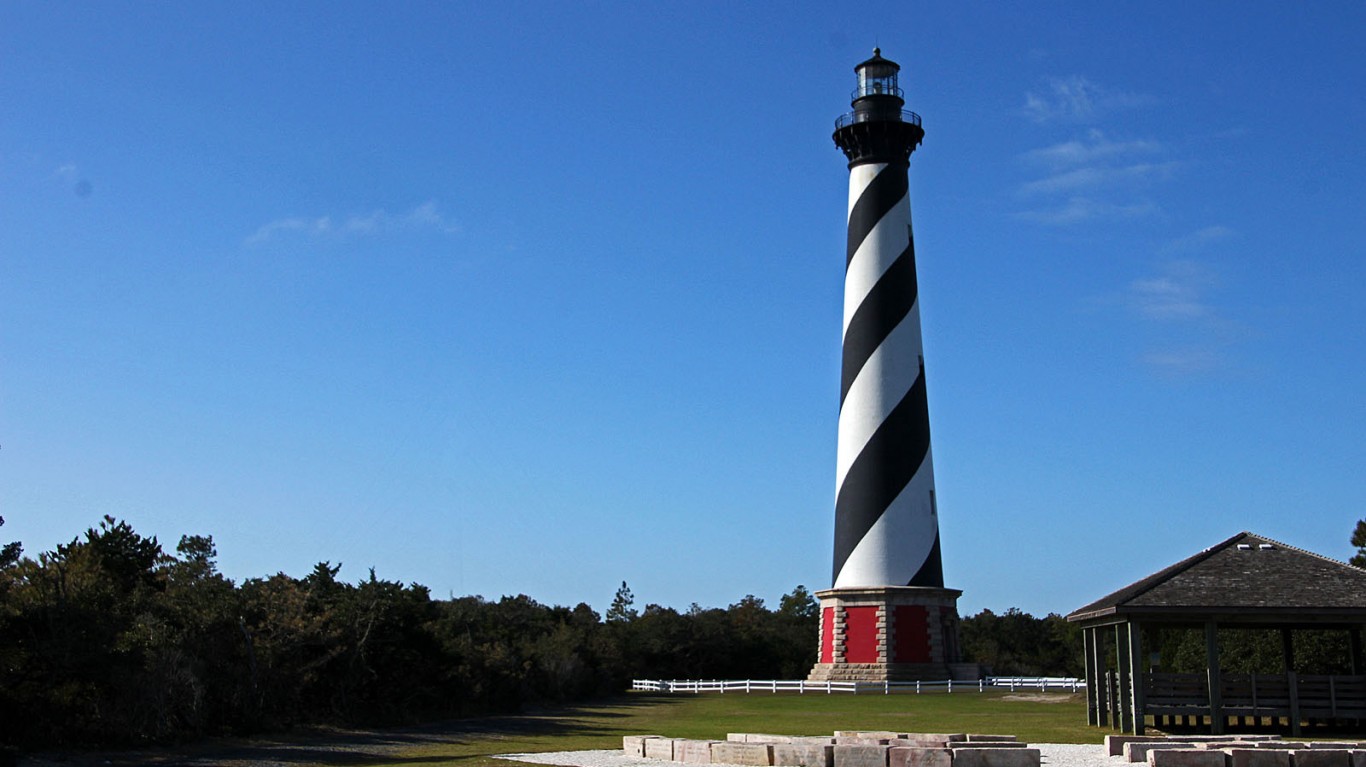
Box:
[631,677,1082,695]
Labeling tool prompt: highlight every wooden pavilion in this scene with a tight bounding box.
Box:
[1067,531,1366,736]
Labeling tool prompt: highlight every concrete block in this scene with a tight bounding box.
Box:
[1349,751,1366,767]
[838,732,909,739]
[790,738,838,746]
[624,735,662,757]
[834,744,890,767]
[644,738,676,760]
[951,743,1027,749]
[1292,751,1352,767]
[676,740,719,764]
[1128,743,1199,762]
[1258,745,1308,751]
[837,738,892,746]
[712,742,775,766]
[951,748,1042,767]
[965,735,1018,743]
[729,734,749,743]
[888,746,952,767]
[732,734,796,744]
[1194,744,1256,750]
[1147,751,1227,767]
[1225,748,1291,767]
[773,744,835,767]
[1109,738,1169,757]
[913,735,967,743]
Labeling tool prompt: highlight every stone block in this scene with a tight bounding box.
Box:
[1128,743,1198,762]
[624,735,662,757]
[676,740,719,764]
[1350,751,1366,767]
[839,732,909,740]
[895,738,951,749]
[1291,751,1352,767]
[712,742,774,766]
[834,744,890,767]
[729,734,750,743]
[965,735,1018,743]
[951,743,1027,749]
[951,748,1042,767]
[1225,748,1291,767]
[837,738,892,746]
[1147,750,1227,767]
[1258,745,1307,751]
[644,738,676,760]
[1109,737,1168,757]
[888,746,952,767]
[773,743,835,767]
[790,738,838,746]
[1194,744,1255,750]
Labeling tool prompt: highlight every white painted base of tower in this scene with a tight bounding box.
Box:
[807,586,979,682]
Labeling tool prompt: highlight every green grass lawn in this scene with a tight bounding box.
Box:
[392,689,1101,767]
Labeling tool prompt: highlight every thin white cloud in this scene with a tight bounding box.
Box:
[246,201,459,245]
[1122,260,1244,377]
[1162,225,1235,254]
[1019,161,1177,197]
[1141,347,1222,376]
[1022,130,1161,170]
[1023,76,1154,124]
[1015,197,1157,226]
[1128,261,1215,322]
[1015,130,1171,224]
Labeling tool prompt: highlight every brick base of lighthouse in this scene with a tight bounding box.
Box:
[806,586,980,682]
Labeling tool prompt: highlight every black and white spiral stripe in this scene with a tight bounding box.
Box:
[832,159,942,589]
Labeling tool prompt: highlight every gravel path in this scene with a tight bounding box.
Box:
[497,744,1127,767]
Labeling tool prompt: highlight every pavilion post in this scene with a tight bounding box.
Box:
[1288,670,1301,737]
[1127,621,1146,735]
[1349,627,1362,675]
[1116,624,1132,732]
[1084,627,1099,725]
[1205,620,1223,735]
[1281,628,1295,671]
[1094,628,1110,727]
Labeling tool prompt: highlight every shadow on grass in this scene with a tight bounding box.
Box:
[21,695,687,767]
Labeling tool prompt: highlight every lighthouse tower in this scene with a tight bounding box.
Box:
[808,49,969,683]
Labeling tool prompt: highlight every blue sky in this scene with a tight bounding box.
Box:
[3,3,1364,618]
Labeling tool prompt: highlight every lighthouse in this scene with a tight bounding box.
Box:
[808,49,969,683]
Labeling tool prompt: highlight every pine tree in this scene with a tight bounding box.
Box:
[1350,519,1366,567]
[606,581,637,622]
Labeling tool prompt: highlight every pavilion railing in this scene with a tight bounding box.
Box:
[1144,671,1366,722]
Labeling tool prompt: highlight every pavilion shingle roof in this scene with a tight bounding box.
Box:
[1067,531,1366,623]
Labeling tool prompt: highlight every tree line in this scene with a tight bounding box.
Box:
[0,517,821,749]
[16,516,1361,751]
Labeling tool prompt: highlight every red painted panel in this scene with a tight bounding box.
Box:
[820,607,835,663]
[844,606,880,663]
[894,605,930,662]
